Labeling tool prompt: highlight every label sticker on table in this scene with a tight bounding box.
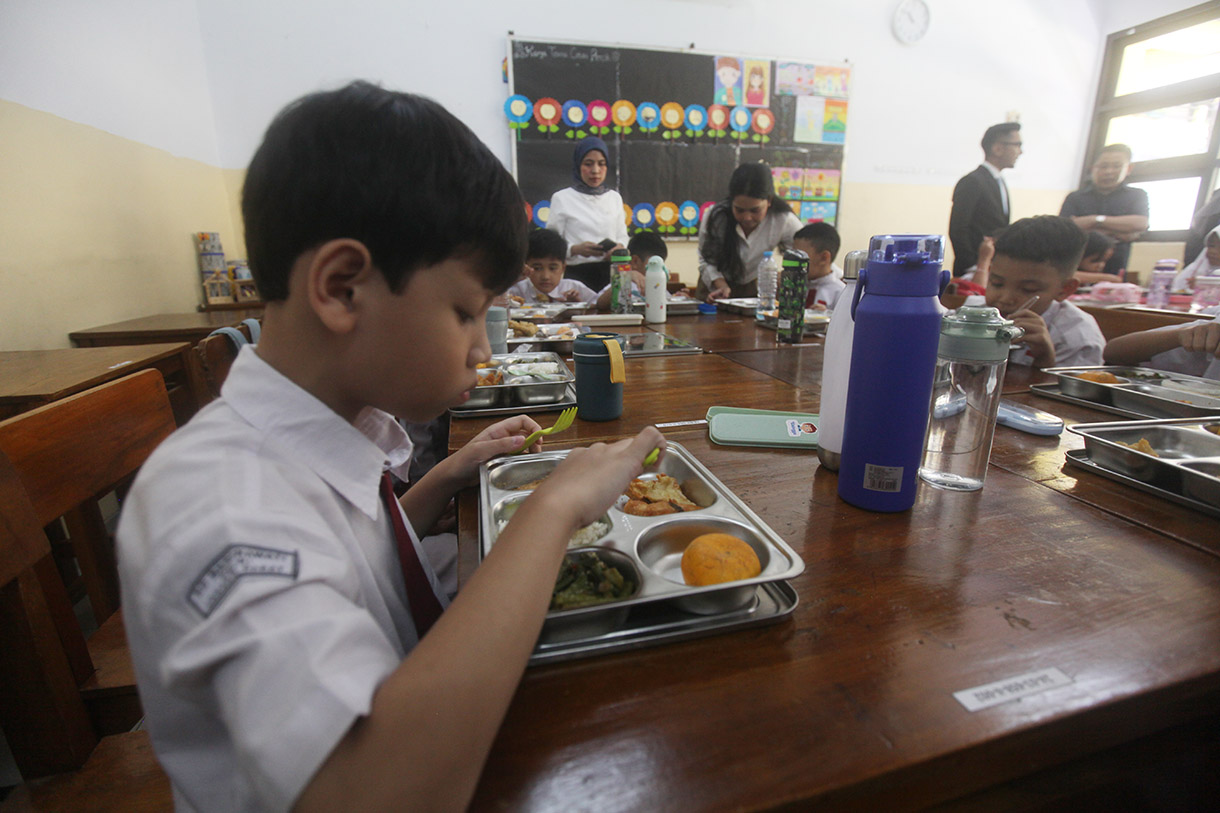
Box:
[953,668,1073,712]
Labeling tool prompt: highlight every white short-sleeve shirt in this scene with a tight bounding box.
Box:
[1143,307,1220,379]
[507,277,597,304]
[963,296,1105,367]
[118,347,446,812]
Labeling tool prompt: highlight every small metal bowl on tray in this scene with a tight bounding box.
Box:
[1054,370,1132,402]
[635,517,770,615]
[1070,420,1220,486]
[541,548,640,644]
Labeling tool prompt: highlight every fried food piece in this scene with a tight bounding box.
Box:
[681,533,761,586]
[516,476,549,491]
[507,294,525,306]
[623,499,678,516]
[1205,424,1220,436]
[1117,437,1158,456]
[1076,371,1122,384]
[476,360,500,369]
[508,319,538,337]
[476,369,503,386]
[626,474,699,511]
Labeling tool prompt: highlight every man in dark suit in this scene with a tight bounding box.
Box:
[949,122,1023,276]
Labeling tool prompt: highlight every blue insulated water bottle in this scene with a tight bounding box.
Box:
[837,235,949,512]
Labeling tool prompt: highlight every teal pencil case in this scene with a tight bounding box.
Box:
[705,406,819,449]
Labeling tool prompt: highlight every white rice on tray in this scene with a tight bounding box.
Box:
[494,517,609,549]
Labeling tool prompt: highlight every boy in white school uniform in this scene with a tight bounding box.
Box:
[963,215,1104,369]
[116,81,664,812]
[793,222,846,311]
[1103,305,1220,379]
[506,229,598,304]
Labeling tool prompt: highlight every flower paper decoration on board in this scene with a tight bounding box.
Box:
[655,201,679,233]
[699,200,717,223]
[623,203,633,228]
[532,200,550,228]
[611,100,637,134]
[632,203,657,229]
[587,100,612,135]
[562,100,589,139]
[637,102,661,133]
[678,200,700,235]
[750,108,774,143]
[505,95,532,129]
[533,98,561,132]
[729,106,751,139]
[707,105,730,139]
[524,201,533,223]
[660,103,685,140]
[684,104,708,138]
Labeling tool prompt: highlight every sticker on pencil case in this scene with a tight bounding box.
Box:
[953,668,1073,712]
[188,545,299,617]
[785,419,817,437]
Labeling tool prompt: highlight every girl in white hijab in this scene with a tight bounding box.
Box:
[1172,224,1220,291]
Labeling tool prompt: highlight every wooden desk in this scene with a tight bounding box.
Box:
[647,312,822,352]
[1077,304,1201,341]
[0,344,197,425]
[460,428,1220,809]
[69,310,263,348]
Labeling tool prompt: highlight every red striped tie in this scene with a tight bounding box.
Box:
[380,472,444,638]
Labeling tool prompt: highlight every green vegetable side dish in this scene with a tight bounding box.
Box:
[551,552,634,610]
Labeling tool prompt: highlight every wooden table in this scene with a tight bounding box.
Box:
[646,312,822,352]
[449,312,1220,809]
[69,310,264,348]
[0,344,198,425]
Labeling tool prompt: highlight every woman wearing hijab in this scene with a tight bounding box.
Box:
[1172,224,1220,292]
[546,136,629,290]
[698,162,802,302]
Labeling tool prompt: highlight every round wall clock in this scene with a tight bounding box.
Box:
[892,0,931,44]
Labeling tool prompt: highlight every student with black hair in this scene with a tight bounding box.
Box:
[962,215,1104,368]
[594,231,671,310]
[697,162,802,302]
[117,81,664,812]
[1074,231,1118,285]
[507,229,597,303]
[793,222,845,310]
[949,122,1022,276]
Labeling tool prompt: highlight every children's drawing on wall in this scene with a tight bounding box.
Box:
[775,62,817,96]
[794,96,825,143]
[813,65,851,98]
[714,56,743,106]
[823,99,847,143]
[743,60,770,107]
[802,169,841,200]
[773,167,804,200]
[800,201,838,225]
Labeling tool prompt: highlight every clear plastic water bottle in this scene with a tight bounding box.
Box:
[1146,259,1177,309]
[919,307,1024,492]
[816,250,866,471]
[838,234,949,512]
[609,249,632,314]
[754,251,778,321]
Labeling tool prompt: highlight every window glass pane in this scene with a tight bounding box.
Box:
[1115,19,1220,96]
[1128,177,1201,230]
[1104,99,1218,162]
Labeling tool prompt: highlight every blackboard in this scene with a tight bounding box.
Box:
[506,38,851,236]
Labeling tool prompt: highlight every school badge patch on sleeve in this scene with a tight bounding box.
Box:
[188,545,299,617]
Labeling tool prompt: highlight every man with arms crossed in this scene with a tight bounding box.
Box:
[1059,143,1149,278]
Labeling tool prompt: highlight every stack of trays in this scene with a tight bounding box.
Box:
[454,352,573,412]
[1067,418,1220,516]
[479,442,802,661]
[1042,366,1220,419]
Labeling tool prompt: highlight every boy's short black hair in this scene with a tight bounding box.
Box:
[1097,143,1133,163]
[242,81,526,301]
[627,231,667,261]
[993,215,1087,278]
[527,229,567,263]
[981,122,1021,153]
[1081,230,1116,260]
[793,222,841,261]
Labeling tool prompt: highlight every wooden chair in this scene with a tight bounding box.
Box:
[0,370,177,735]
[192,318,259,407]
[0,449,171,810]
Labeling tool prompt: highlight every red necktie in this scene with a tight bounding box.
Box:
[380,472,444,638]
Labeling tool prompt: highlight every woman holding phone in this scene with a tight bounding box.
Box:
[546,136,629,290]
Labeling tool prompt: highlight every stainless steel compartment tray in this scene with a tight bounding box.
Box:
[453,351,573,411]
[1044,366,1220,418]
[1064,449,1220,520]
[448,385,575,418]
[1067,417,1220,509]
[478,441,805,636]
[1029,383,1148,419]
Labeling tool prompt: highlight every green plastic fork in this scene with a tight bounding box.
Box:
[512,407,577,453]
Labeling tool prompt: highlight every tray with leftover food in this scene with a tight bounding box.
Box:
[715,298,760,316]
[1044,366,1220,419]
[478,442,804,651]
[455,351,574,410]
[1068,418,1220,511]
[619,332,702,357]
[508,301,593,320]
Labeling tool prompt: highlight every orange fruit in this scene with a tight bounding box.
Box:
[680,533,761,586]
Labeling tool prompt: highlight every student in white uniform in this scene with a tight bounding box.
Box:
[793,222,846,311]
[1104,305,1220,379]
[117,82,664,813]
[506,229,597,304]
[962,215,1104,368]
[545,136,629,291]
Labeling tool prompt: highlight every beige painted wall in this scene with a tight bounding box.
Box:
[0,100,241,350]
